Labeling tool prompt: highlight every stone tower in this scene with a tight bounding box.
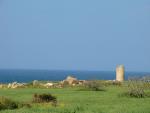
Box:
[116,65,124,82]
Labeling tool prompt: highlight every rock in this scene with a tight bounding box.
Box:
[0,84,3,88]
[78,80,86,85]
[8,83,12,88]
[11,82,18,88]
[61,76,79,86]
[65,76,78,85]
[7,82,26,89]
[33,80,39,86]
[56,84,63,88]
[43,83,54,88]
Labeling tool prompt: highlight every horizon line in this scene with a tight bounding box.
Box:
[0,68,150,73]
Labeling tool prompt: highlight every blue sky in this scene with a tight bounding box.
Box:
[0,0,150,71]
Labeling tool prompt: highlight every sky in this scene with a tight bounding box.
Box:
[0,0,150,72]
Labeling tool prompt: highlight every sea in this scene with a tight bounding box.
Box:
[0,69,150,83]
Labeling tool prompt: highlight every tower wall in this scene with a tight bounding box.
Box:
[116,65,124,82]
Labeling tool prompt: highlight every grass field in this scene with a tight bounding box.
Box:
[0,86,150,113]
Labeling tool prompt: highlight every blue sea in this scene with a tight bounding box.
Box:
[0,69,150,83]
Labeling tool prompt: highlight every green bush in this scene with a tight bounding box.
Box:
[127,78,145,98]
[142,76,150,90]
[0,96,18,110]
[84,80,104,91]
[32,93,57,106]
[103,80,122,86]
[0,96,31,111]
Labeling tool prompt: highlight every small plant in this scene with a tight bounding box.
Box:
[127,77,145,98]
[84,80,104,91]
[32,93,57,106]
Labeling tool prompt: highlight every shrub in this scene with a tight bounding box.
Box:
[32,93,57,106]
[0,96,31,111]
[0,96,18,110]
[127,77,145,98]
[103,80,122,86]
[84,80,104,91]
[61,81,69,87]
[26,82,33,87]
[142,76,150,90]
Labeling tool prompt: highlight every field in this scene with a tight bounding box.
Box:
[0,85,150,113]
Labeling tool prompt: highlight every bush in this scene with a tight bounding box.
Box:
[142,76,150,90]
[32,93,57,106]
[0,96,18,110]
[0,96,31,111]
[127,77,145,98]
[61,81,69,87]
[84,80,104,91]
[103,80,122,86]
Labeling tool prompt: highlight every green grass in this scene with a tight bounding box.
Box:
[0,86,150,113]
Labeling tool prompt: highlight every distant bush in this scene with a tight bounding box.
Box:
[26,81,46,88]
[143,82,150,90]
[32,93,57,106]
[103,80,122,86]
[61,81,69,87]
[142,76,150,90]
[83,80,105,91]
[127,77,145,98]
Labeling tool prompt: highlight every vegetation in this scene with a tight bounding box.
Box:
[83,80,105,91]
[0,96,30,110]
[33,93,57,107]
[0,80,150,113]
[0,96,19,110]
[127,78,145,98]
[104,80,122,86]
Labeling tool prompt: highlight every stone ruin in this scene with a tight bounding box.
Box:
[60,76,85,86]
[7,82,26,89]
[116,65,124,82]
